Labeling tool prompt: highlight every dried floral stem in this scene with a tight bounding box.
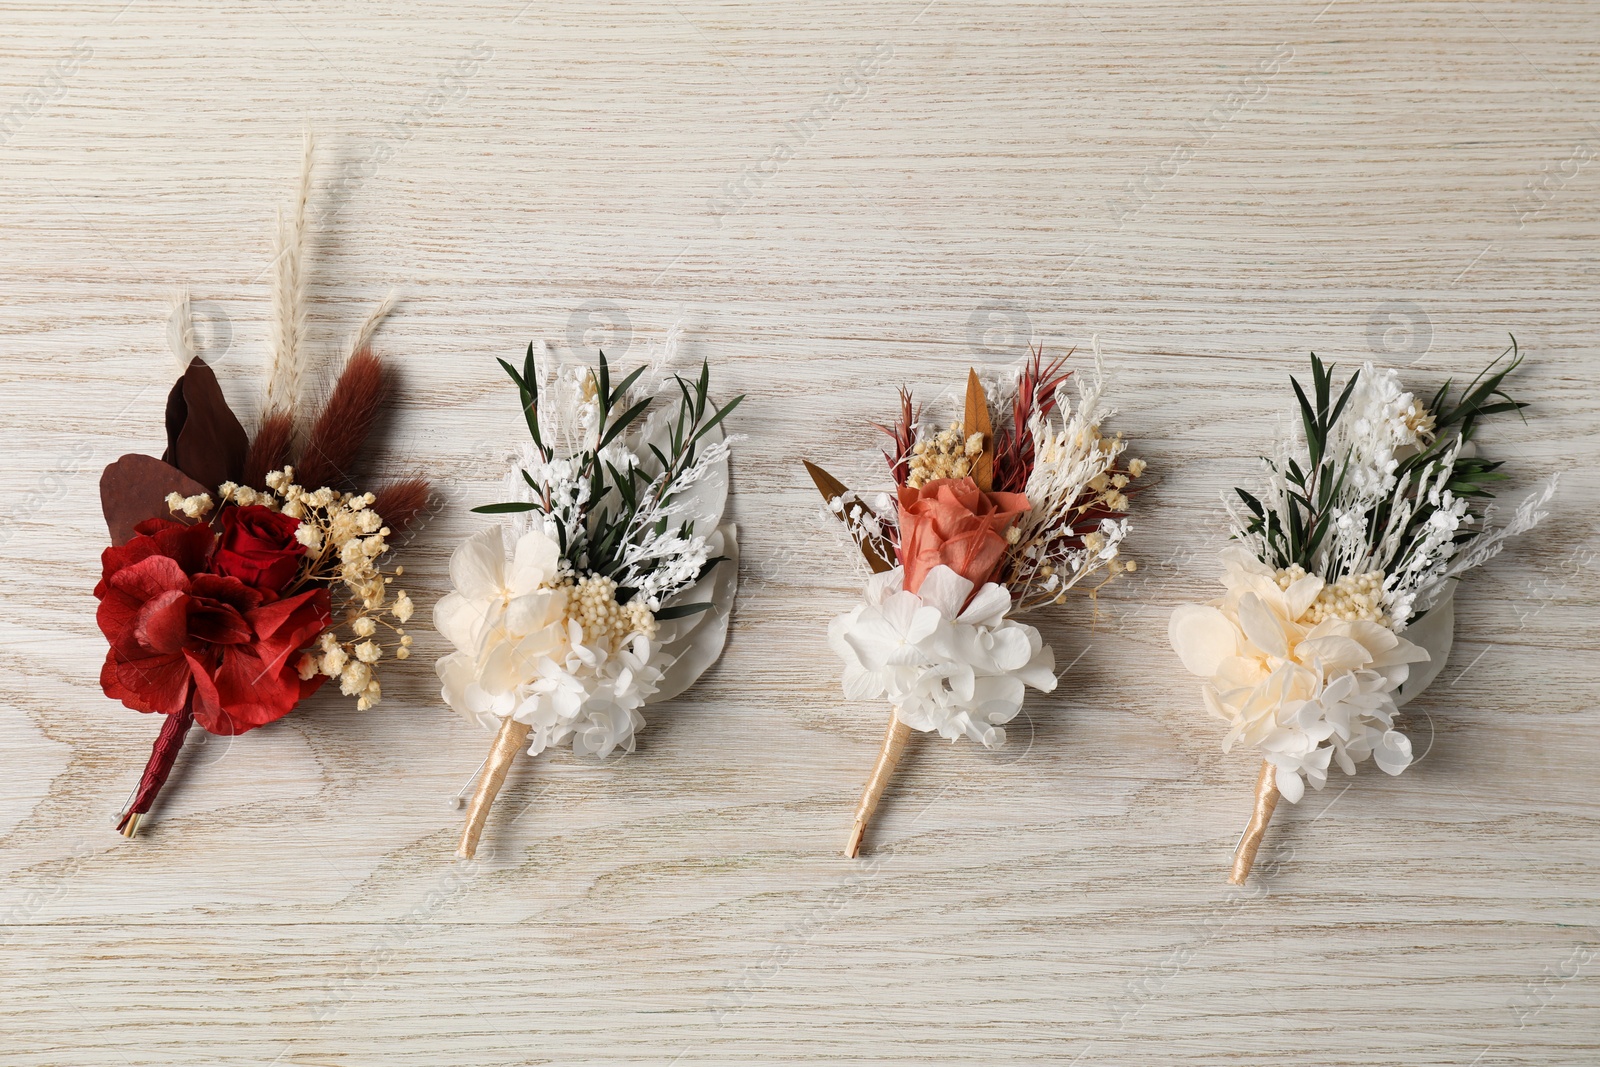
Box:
[267,129,314,417]
[1229,760,1279,885]
[845,715,914,858]
[458,717,531,859]
[117,701,194,838]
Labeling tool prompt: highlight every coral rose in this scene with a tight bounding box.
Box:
[96,518,331,735]
[895,477,1030,595]
[213,504,306,594]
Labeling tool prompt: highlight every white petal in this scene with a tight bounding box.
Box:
[1016,641,1058,692]
[449,525,507,601]
[1274,763,1305,803]
[1168,604,1241,677]
[917,566,974,620]
[1373,729,1414,775]
[1238,593,1290,659]
[508,528,562,592]
[957,583,1013,628]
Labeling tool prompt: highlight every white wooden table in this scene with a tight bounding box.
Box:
[2,2,1597,1063]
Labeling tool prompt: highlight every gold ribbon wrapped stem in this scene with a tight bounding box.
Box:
[845,714,914,858]
[1229,760,1280,885]
[457,717,532,860]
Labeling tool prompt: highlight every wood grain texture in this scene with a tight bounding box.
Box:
[2,1,1598,1063]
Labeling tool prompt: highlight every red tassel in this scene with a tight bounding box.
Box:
[117,701,194,836]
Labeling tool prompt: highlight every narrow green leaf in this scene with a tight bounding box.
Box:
[599,398,653,451]
[690,394,745,445]
[472,501,540,514]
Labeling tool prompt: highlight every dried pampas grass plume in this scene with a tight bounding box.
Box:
[346,289,399,363]
[167,289,197,368]
[266,129,315,417]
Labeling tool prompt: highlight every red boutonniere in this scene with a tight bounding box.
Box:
[98,133,430,838]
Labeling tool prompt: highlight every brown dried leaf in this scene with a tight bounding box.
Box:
[802,460,894,574]
[100,454,207,546]
[161,358,248,491]
[964,368,994,491]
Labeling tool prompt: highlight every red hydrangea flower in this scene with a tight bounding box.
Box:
[213,504,306,595]
[96,518,331,735]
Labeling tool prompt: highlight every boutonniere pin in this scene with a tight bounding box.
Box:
[1169,342,1554,883]
[437,329,743,858]
[806,348,1145,856]
[98,135,428,836]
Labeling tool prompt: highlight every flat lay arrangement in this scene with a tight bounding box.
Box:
[9,9,1594,1060]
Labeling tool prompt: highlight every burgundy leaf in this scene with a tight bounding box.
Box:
[99,453,208,547]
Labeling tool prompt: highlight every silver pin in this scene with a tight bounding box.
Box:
[114,783,137,827]
[453,755,491,808]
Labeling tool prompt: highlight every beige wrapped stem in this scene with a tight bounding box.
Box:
[845,715,914,858]
[1229,760,1280,885]
[457,717,532,860]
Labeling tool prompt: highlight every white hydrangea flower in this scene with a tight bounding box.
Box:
[433,524,665,759]
[1169,548,1430,802]
[829,565,1057,747]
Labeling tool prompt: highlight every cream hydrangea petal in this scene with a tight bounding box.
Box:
[1297,634,1374,673]
[1237,593,1290,659]
[1168,604,1241,677]
[503,588,566,638]
[448,525,507,601]
[434,591,492,654]
[1283,574,1325,620]
[1274,763,1305,803]
[508,528,562,594]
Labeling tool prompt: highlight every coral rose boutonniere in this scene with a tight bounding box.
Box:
[806,347,1145,857]
[1170,342,1555,883]
[439,326,743,859]
[97,133,429,837]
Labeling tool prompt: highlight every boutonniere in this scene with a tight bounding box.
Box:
[438,330,743,858]
[98,135,428,836]
[1169,342,1555,883]
[806,349,1145,856]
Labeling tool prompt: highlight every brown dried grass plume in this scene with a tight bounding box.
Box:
[372,478,432,535]
[297,348,391,489]
[243,410,295,490]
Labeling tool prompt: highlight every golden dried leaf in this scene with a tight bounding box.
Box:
[802,460,894,574]
[964,368,994,490]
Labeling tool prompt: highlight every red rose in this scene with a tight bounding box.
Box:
[213,505,306,594]
[96,521,331,735]
[896,477,1030,595]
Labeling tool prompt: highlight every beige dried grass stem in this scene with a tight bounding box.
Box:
[168,288,197,368]
[267,129,315,417]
